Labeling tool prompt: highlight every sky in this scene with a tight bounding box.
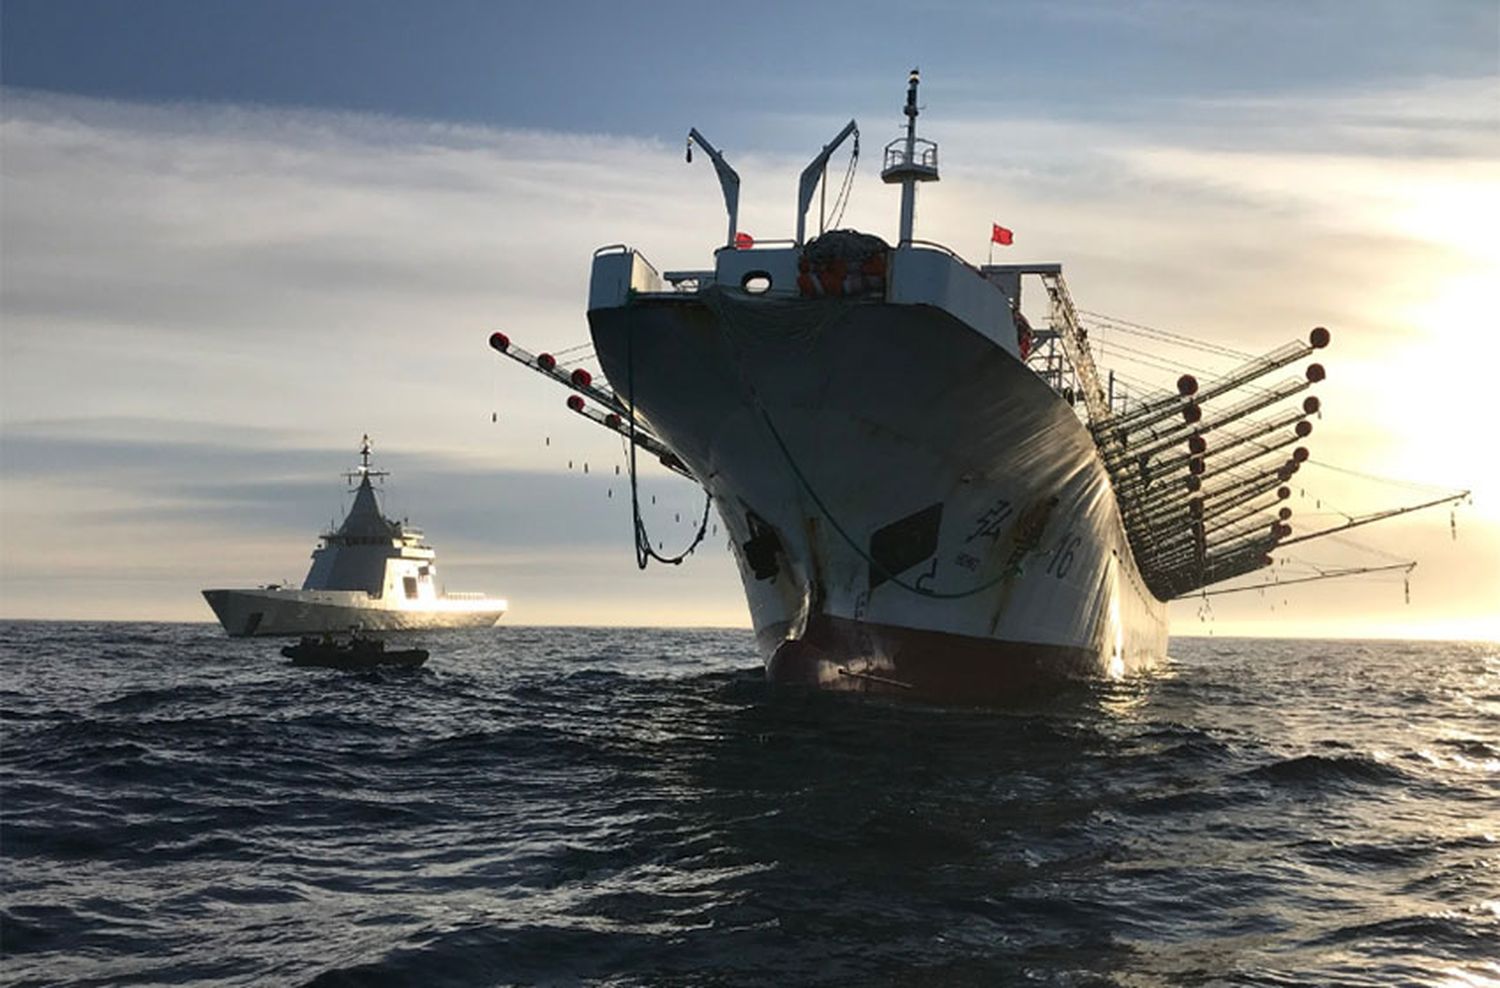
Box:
[1,0,1497,639]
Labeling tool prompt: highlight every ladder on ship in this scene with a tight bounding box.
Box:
[982,264,1460,602]
[1034,270,1184,584]
[985,265,1171,573]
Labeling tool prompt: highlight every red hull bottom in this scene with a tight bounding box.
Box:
[767,615,1104,702]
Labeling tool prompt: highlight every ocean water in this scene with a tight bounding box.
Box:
[1,623,1496,987]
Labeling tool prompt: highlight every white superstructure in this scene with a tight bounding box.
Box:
[202,437,506,636]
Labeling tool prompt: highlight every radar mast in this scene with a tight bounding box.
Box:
[345,434,390,490]
[881,68,940,243]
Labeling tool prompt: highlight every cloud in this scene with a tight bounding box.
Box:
[1,82,1494,634]
[0,418,739,623]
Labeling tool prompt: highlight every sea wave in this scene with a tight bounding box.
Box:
[1,624,1494,987]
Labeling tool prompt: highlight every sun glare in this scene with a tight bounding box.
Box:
[1386,171,1500,266]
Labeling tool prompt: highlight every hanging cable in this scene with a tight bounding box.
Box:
[553,340,597,368]
[1078,310,1256,360]
[760,406,1028,600]
[1320,534,1413,565]
[625,314,712,568]
[1095,337,1280,398]
[1182,561,1416,598]
[824,131,860,231]
[1305,458,1468,495]
[707,292,1023,600]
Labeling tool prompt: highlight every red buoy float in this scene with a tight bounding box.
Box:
[1305,363,1325,383]
[538,353,557,371]
[1182,403,1203,424]
[1177,374,1199,397]
[1277,486,1291,499]
[489,331,511,351]
[1309,326,1331,349]
[1303,396,1320,415]
[570,368,592,388]
[1187,435,1208,455]
[605,413,622,429]
[1293,447,1309,463]
[1278,507,1292,521]
[566,395,585,412]
[1295,420,1313,438]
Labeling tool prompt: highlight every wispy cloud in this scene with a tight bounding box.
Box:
[0,418,735,623]
[1,81,1494,632]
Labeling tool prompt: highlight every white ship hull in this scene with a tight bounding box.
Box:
[202,588,506,637]
[590,293,1168,698]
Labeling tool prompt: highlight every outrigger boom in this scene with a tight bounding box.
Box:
[487,330,695,481]
[564,396,693,480]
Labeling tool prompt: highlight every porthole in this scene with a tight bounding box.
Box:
[741,270,772,294]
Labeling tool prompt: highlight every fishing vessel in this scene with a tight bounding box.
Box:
[490,72,1464,699]
[202,437,507,636]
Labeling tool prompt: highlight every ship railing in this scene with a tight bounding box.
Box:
[716,238,799,250]
[881,138,938,174]
[904,238,980,268]
[1021,268,1185,568]
[1038,272,1112,430]
[979,264,1080,399]
[591,242,661,283]
[663,241,804,295]
[589,245,663,308]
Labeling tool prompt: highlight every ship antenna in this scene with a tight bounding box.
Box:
[346,434,389,489]
[880,67,940,244]
[904,67,918,138]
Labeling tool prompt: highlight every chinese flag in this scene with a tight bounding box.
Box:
[991,223,1014,246]
[734,231,755,249]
